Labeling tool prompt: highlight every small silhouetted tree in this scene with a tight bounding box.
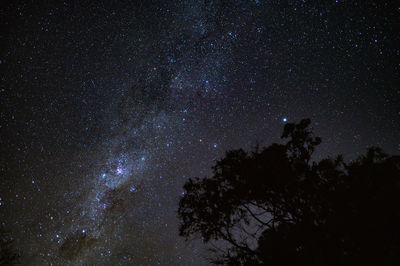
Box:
[0,227,19,265]
[178,119,400,265]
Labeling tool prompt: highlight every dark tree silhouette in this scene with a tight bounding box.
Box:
[0,227,19,265]
[178,119,400,265]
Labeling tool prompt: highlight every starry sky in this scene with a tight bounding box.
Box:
[1,0,399,264]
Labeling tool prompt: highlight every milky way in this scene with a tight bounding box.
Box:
[1,1,399,264]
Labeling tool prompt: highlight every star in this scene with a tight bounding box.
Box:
[116,166,123,175]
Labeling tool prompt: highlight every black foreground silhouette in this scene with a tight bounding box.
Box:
[178,119,400,265]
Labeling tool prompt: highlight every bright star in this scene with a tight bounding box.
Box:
[116,167,123,175]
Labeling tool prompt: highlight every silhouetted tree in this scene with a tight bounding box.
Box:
[178,119,400,265]
[0,227,19,265]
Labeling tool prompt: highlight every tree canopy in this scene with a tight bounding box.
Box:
[0,227,19,265]
[178,119,400,265]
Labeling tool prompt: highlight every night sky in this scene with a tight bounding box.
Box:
[1,0,399,264]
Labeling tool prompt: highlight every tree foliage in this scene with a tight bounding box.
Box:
[0,227,19,265]
[178,119,400,265]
